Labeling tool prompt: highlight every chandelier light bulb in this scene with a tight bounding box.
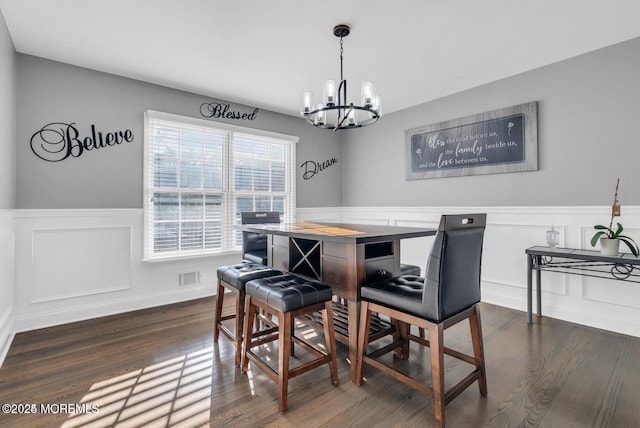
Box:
[346,108,357,126]
[361,81,375,108]
[371,95,381,118]
[314,104,326,125]
[323,79,337,106]
[301,91,313,116]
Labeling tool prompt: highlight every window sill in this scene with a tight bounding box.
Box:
[143,250,242,263]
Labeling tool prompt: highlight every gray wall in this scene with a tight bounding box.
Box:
[0,10,15,210]
[15,36,640,211]
[342,37,640,207]
[16,55,342,209]
[0,9,15,355]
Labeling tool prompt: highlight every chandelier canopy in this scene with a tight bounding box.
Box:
[300,25,381,131]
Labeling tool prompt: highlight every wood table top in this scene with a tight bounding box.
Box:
[241,222,436,244]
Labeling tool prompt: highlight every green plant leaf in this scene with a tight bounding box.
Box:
[614,222,623,237]
[619,238,639,257]
[591,231,606,247]
[593,225,614,237]
[617,235,639,256]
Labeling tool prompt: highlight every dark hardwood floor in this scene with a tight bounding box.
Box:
[0,296,638,427]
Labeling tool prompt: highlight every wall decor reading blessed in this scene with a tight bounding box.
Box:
[30,122,134,162]
[200,101,258,121]
[300,158,338,180]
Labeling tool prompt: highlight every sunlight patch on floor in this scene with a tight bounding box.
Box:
[61,347,213,427]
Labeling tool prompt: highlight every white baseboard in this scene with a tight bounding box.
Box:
[481,287,528,313]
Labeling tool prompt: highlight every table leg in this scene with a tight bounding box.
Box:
[527,254,533,323]
[347,299,359,384]
[536,256,542,317]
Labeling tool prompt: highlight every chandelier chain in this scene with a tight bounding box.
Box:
[339,36,344,82]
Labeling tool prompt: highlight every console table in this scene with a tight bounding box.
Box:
[525,246,640,323]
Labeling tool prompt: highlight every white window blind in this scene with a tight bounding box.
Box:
[144,111,297,261]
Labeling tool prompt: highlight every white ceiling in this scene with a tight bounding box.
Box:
[2,1,640,117]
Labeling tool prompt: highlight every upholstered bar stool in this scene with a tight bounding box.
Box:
[355,214,487,428]
[214,263,282,366]
[241,274,339,413]
[400,263,421,276]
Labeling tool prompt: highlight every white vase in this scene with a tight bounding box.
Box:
[599,237,620,256]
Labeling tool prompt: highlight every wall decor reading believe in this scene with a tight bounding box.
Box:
[405,102,538,180]
[30,122,134,162]
[200,101,259,121]
[300,157,338,180]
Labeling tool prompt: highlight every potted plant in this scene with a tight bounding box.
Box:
[591,223,639,256]
[590,179,639,257]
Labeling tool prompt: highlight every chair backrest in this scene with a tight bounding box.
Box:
[241,211,281,253]
[241,211,281,225]
[422,213,486,322]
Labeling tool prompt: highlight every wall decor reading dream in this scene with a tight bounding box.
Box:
[300,157,338,180]
[405,102,538,180]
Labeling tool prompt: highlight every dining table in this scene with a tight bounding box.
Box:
[240,221,437,382]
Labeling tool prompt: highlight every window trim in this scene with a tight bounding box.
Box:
[143,110,298,261]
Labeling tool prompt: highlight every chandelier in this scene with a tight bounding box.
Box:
[300,25,381,131]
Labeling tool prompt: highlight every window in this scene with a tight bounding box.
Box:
[144,111,297,260]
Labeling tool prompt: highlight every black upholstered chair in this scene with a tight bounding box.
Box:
[241,211,280,265]
[214,263,282,366]
[355,214,487,428]
[242,274,339,413]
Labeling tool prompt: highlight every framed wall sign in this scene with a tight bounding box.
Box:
[405,101,538,180]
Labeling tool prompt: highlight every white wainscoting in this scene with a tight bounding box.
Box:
[299,206,640,338]
[11,209,239,335]
[30,226,132,303]
[6,205,640,357]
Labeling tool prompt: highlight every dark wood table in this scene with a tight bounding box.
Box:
[526,246,640,323]
[241,221,436,382]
